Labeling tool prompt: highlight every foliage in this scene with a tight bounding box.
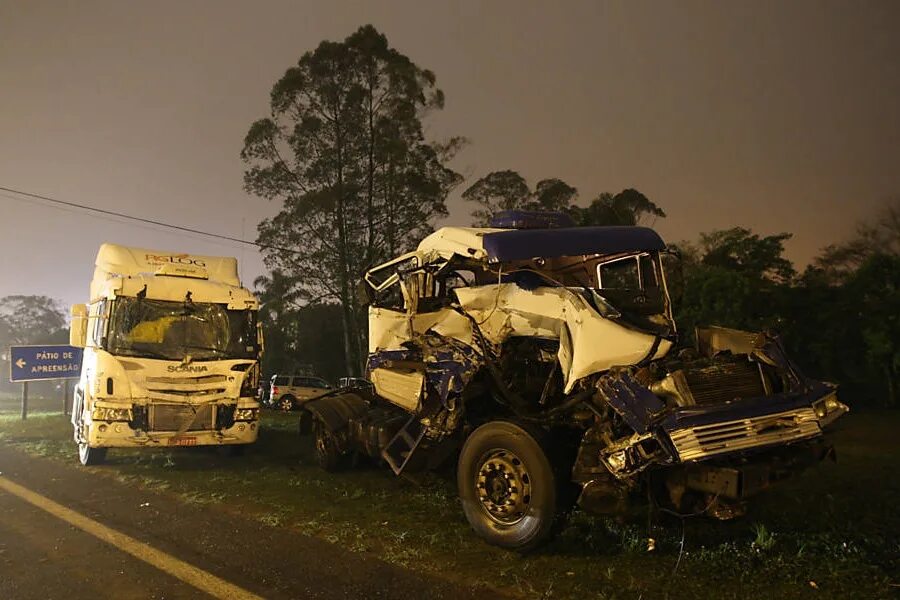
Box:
[673,228,793,339]
[813,198,899,283]
[461,170,665,230]
[254,273,346,382]
[242,25,462,373]
[571,188,666,227]
[0,295,68,393]
[461,170,578,226]
[0,295,67,348]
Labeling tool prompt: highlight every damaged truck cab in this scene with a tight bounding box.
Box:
[304,212,848,550]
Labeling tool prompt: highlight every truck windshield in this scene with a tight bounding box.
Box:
[107,297,257,361]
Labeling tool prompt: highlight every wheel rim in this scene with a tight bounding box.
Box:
[280,398,292,411]
[475,448,532,524]
[314,423,334,461]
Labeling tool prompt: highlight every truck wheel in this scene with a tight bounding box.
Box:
[313,419,346,471]
[78,442,107,466]
[279,395,296,412]
[458,421,559,551]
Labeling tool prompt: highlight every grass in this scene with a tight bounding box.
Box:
[1,395,897,598]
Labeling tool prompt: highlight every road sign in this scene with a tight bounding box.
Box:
[9,345,83,383]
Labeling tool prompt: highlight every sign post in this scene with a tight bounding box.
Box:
[9,345,83,419]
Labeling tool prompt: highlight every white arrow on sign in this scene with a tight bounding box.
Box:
[15,358,26,369]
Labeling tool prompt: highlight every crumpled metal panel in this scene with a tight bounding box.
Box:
[595,370,666,434]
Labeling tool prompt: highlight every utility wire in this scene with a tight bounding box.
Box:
[0,192,243,252]
[0,185,300,255]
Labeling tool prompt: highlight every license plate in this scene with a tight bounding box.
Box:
[169,436,198,446]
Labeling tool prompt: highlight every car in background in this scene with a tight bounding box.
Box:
[269,374,333,411]
[337,377,374,393]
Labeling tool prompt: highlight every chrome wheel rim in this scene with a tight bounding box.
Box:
[475,449,532,524]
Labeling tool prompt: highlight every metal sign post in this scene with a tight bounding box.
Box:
[21,381,28,420]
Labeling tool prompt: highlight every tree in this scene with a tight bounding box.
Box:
[254,273,346,381]
[0,295,66,347]
[851,253,900,406]
[698,228,795,284]
[462,170,579,225]
[242,25,462,373]
[813,198,900,283]
[571,188,666,227]
[0,295,67,394]
[674,228,794,340]
[462,170,531,225]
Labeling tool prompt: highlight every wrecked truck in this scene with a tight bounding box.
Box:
[303,212,848,550]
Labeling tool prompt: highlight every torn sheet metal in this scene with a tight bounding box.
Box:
[454,284,672,393]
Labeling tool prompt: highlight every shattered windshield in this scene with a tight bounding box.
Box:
[107,297,258,361]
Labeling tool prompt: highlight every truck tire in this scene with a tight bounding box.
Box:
[313,419,347,471]
[457,420,559,551]
[78,443,107,466]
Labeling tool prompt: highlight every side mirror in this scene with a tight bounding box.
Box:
[256,322,265,355]
[70,304,88,348]
[355,280,374,307]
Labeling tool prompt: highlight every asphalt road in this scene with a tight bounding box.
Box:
[0,446,492,600]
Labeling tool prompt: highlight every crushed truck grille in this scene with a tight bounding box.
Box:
[669,408,821,461]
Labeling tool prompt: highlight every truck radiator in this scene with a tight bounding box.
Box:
[684,361,767,405]
[150,403,214,432]
[669,407,821,461]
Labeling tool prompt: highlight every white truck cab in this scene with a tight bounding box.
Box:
[69,244,263,464]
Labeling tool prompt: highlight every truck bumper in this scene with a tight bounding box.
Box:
[85,420,259,448]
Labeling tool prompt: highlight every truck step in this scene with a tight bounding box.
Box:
[381,415,427,475]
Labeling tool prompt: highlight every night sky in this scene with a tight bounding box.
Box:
[1,0,898,310]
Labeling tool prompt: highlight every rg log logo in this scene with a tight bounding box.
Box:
[145,254,207,267]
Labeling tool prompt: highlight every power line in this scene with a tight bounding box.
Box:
[0,185,299,255]
[0,192,243,252]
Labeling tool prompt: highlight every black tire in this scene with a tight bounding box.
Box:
[457,420,560,551]
[278,395,297,411]
[78,443,107,466]
[313,419,347,471]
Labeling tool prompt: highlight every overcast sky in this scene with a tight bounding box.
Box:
[1,0,898,311]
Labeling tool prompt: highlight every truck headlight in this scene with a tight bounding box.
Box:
[234,408,259,421]
[813,393,848,424]
[92,406,133,422]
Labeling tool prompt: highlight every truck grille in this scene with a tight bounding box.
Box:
[669,407,821,461]
[144,374,229,403]
[685,361,767,405]
[150,404,215,432]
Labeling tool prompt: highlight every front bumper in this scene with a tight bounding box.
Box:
[86,419,258,447]
[663,390,847,463]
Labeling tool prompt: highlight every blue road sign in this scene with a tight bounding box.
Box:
[9,345,83,383]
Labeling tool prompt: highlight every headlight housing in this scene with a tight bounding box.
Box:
[234,407,259,422]
[812,392,848,426]
[92,406,133,422]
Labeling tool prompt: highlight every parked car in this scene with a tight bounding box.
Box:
[269,374,333,411]
[337,377,374,393]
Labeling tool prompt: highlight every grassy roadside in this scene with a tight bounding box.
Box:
[1,398,897,599]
